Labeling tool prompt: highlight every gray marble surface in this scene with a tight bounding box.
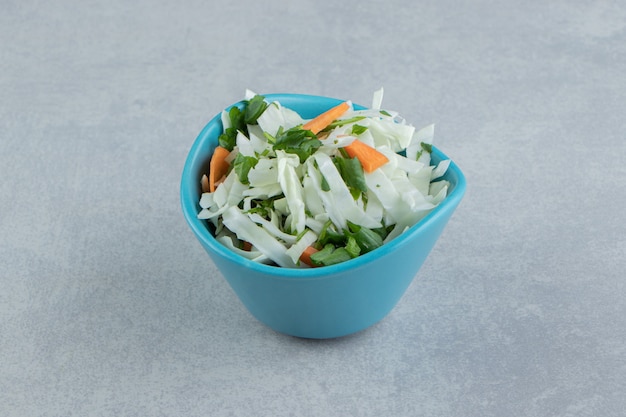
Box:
[2,1,625,416]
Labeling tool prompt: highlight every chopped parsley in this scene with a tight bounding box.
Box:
[232,153,258,184]
[273,126,322,163]
[350,124,368,135]
[333,154,367,199]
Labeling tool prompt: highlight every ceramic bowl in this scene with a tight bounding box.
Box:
[180,93,466,339]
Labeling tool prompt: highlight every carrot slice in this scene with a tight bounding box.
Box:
[343,140,389,173]
[302,101,350,134]
[299,246,320,267]
[242,241,253,251]
[208,146,231,192]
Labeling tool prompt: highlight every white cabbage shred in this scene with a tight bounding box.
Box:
[198,90,451,267]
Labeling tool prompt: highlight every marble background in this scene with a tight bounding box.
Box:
[1,0,625,416]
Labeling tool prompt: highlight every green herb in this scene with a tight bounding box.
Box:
[230,106,247,131]
[310,244,353,266]
[320,174,330,192]
[345,235,361,258]
[415,141,432,161]
[311,220,382,265]
[371,225,393,241]
[244,95,268,125]
[218,106,247,151]
[347,222,384,254]
[218,128,237,151]
[263,131,276,144]
[350,124,368,135]
[325,116,366,130]
[318,220,346,247]
[233,153,258,184]
[379,110,392,117]
[295,228,310,241]
[333,155,367,197]
[246,196,281,218]
[273,126,322,163]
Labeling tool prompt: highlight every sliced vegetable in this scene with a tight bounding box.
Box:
[333,154,367,197]
[406,123,434,163]
[201,174,210,193]
[276,151,307,234]
[351,124,368,135]
[299,246,320,267]
[208,146,231,192]
[344,235,361,258]
[221,206,296,268]
[273,126,321,163]
[309,244,352,267]
[232,153,258,184]
[371,87,384,109]
[198,90,451,268]
[244,94,268,124]
[326,115,366,130]
[312,152,381,230]
[285,230,318,265]
[218,106,246,151]
[343,140,389,173]
[318,220,346,247]
[346,222,384,254]
[302,101,350,134]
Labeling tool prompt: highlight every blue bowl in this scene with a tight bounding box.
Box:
[181,93,466,339]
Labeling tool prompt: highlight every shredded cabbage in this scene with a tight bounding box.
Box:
[221,206,296,268]
[198,90,451,267]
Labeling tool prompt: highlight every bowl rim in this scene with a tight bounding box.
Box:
[180,93,466,279]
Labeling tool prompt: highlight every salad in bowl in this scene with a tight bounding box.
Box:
[196,89,451,268]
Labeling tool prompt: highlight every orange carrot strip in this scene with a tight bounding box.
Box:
[302,101,350,134]
[209,146,231,192]
[343,140,389,173]
[299,246,320,267]
[242,241,253,251]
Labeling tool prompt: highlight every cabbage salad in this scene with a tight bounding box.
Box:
[197,89,450,268]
